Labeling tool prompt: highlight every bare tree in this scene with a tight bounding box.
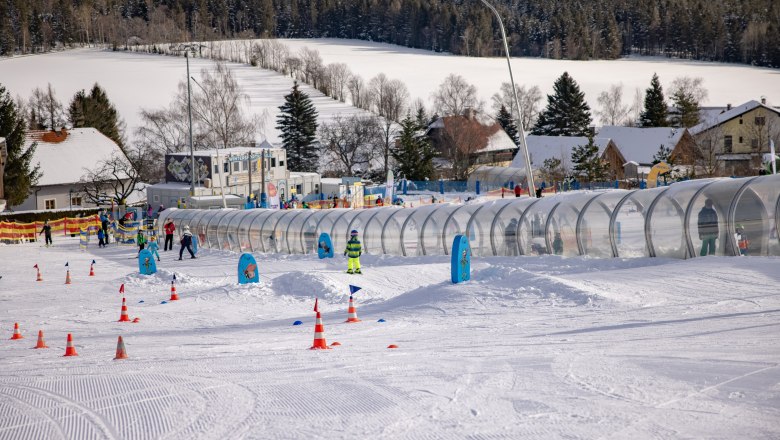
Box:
[490,82,542,129]
[668,76,709,127]
[432,74,483,116]
[347,74,370,110]
[79,152,142,205]
[369,74,409,175]
[595,84,630,126]
[433,115,495,180]
[627,87,644,127]
[28,83,64,130]
[319,114,382,176]
[326,63,352,103]
[299,48,324,89]
[694,124,725,177]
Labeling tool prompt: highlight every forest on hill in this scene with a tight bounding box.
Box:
[1,0,779,67]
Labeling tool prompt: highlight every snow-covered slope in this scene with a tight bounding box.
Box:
[0,236,778,438]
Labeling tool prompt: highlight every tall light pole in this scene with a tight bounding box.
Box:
[185,50,195,198]
[478,0,537,197]
[190,75,228,209]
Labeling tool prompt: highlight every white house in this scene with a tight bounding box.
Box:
[13,128,130,211]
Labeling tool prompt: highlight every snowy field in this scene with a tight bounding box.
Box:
[2,39,780,144]
[1,235,779,439]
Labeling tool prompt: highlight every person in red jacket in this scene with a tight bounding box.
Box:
[163,219,176,251]
[514,184,522,198]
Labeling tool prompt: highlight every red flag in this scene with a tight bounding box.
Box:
[119,284,124,294]
[313,298,319,313]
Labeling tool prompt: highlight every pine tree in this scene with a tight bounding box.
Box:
[392,115,436,181]
[640,73,668,127]
[276,81,319,172]
[532,72,592,136]
[68,84,123,147]
[0,84,41,206]
[571,135,607,182]
[496,105,520,149]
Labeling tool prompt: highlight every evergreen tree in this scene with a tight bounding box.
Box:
[669,90,701,128]
[68,84,123,147]
[571,135,607,182]
[640,73,668,127]
[531,72,591,136]
[392,115,436,181]
[496,105,520,149]
[276,81,319,172]
[0,84,41,206]
[652,144,674,166]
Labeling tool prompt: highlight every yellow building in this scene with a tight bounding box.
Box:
[691,99,780,176]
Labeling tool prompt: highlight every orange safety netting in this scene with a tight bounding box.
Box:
[0,215,101,242]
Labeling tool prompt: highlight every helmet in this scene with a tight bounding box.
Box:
[184,225,190,231]
[737,224,744,230]
[350,230,358,236]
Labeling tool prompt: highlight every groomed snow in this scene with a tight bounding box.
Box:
[0,235,778,438]
[2,39,779,146]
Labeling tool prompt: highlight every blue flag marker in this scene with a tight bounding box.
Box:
[173,273,177,282]
[91,260,96,265]
[349,285,362,295]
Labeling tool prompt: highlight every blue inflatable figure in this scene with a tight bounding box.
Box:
[238,253,260,284]
[450,234,471,284]
[317,233,334,259]
[138,249,157,275]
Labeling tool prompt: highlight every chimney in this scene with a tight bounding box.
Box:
[726,103,731,111]
[761,96,767,105]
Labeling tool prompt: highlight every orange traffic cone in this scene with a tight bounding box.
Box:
[169,281,179,301]
[114,336,128,360]
[65,270,72,285]
[310,298,331,350]
[34,264,43,281]
[63,333,78,356]
[118,297,131,322]
[34,330,49,348]
[10,322,24,340]
[89,265,95,277]
[345,295,361,323]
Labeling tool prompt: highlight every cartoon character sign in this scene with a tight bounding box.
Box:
[317,233,334,259]
[238,253,260,284]
[450,235,471,284]
[138,249,157,275]
[192,234,199,254]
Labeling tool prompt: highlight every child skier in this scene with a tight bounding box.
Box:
[344,229,362,274]
[179,226,196,260]
[148,235,161,261]
[735,224,749,256]
[39,220,52,247]
[136,231,147,254]
[97,228,106,248]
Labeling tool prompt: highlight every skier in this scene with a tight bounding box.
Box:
[179,226,196,260]
[100,211,110,244]
[136,230,147,254]
[735,224,749,256]
[553,232,564,255]
[148,235,161,261]
[697,198,718,256]
[39,220,52,246]
[344,229,362,274]
[163,219,176,251]
[97,228,106,248]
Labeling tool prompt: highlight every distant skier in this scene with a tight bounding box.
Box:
[100,211,110,244]
[136,231,147,254]
[344,229,362,274]
[179,226,196,260]
[148,236,161,261]
[552,232,564,255]
[697,198,718,256]
[39,220,52,246]
[735,224,749,256]
[163,219,176,251]
[97,228,106,248]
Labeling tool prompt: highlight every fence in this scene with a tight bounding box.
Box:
[0,215,101,243]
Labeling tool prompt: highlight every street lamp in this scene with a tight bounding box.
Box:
[189,75,228,209]
[478,0,537,197]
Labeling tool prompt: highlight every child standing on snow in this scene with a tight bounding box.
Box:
[39,220,53,246]
[148,236,161,261]
[97,228,106,248]
[735,224,749,256]
[137,231,147,254]
[344,229,362,274]
[179,226,196,260]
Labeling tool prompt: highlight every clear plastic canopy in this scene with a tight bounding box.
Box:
[158,174,780,258]
[467,166,527,191]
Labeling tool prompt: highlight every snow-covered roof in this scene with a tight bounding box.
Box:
[596,126,686,165]
[511,135,612,169]
[168,146,283,157]
[484,129,519,153]
[25,128,128,187]
[690,100,780,135]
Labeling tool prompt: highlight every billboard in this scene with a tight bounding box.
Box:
[165,154,212,184]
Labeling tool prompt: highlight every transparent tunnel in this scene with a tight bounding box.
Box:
[158,175,780,258]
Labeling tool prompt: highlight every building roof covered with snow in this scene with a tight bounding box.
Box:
[25,128,128,187]
[690,100,780,135]
[596,126,689,165]
[512,135,613,169]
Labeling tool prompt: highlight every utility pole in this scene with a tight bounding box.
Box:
[248,151,253,206]
[260,149,267,208]
[186,50,195,198]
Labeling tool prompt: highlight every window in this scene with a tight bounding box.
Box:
[44,199,56,210]
[751,139,759,149]
[223,163,229,173]
[279,160,284,167]
[271,158,276,167]
[214,164,219,174]
[739,119,743,125]
[724,135,733,153]
[71,196,82,206]
[738,136,743,144]
[153,194,160,203]
[232,162,240,172]
[755,116,766,126]
[242,160,248,171]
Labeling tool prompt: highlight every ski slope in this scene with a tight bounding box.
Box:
[0,236,778,439]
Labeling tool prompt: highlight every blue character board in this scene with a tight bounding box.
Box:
[317,233,334,259]
[138,249,158,275]
[450,234,471,284]
[238,253,260,284]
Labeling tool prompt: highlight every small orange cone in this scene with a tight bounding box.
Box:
[114,336,128,360]
[65,270,72,285]
[63,333,78,356]
[118,297,131,322]
[387,344,399,349]
[34,330,49,348]
[330,342,341,346]
[34,264,43,281]
[310,298,331,350]
[89,265,95,277]
[345,295,361,323]
[10,322,24,340]
[169,280,179,301]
